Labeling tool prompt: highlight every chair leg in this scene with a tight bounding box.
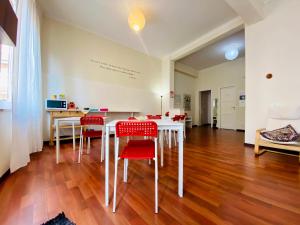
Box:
[160,131,164,167]
[123,159,128,183]
[87,137,91,154]
[154,157,158,213]
[113,138,119,213]
[78,128,83,163]
[112,158,119,213]
[164,130,168,144]
[154,138,158,213]
[173,131,177,147]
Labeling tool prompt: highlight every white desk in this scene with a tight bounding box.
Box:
[55,117,106,164]
[104,119,184,207]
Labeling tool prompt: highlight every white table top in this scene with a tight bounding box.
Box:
[55,117,81,122]
[55,116,109,122]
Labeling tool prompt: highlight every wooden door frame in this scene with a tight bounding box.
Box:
[199,89,212,127]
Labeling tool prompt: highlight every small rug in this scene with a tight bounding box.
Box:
[42,212,75,225]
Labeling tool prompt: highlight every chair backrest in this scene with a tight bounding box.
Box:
[146,115,162,119]
[116,121,158,137]
[128,116,137,120]
[172,115,181,121]
[173,114,185,121]
[80,115,104,125]
[267,105,300,133]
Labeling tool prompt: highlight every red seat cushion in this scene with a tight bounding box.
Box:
[127,139,154,147]
[82,129,102,138]
[120,140,155,159]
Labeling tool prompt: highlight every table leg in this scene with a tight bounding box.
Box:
[160,130,164,167]
[72,122,75,151]
[56,120,60,164]
[169,129,171,149]
[101,126,105,162]
[178,126,184,197]
[105,126,110,206]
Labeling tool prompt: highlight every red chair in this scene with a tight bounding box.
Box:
[128,116,137,120]
[165,111,169,117]
[146,115,162,119]
[78,115,104,163]
[171,115,186,146]
[113,121,159,213]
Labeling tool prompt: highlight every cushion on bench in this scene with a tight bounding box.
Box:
[260,124,299,142]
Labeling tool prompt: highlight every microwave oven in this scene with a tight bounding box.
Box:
[45,99,67,110]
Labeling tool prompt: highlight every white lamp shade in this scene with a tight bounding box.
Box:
[225,48,239,61]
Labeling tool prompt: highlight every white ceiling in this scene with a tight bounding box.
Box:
[38,0,238,58]
[178,30,245,70]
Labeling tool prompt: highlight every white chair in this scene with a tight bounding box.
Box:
[254,105,300,162]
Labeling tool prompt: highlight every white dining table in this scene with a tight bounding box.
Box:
[55,116,106,164]
[104,119,184,207]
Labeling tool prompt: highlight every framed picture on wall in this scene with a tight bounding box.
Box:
[174,94,181,108]
[183,94,191,111]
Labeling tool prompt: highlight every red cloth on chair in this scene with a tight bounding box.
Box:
[127,139,154,147]
[120,143,155,159]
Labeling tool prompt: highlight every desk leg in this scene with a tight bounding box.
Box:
[178,127,184,197]
[105,126,110,207]
[50,112,54,146]
[56,120,60,164]
[72,122,75,151]
[101,126,105,162]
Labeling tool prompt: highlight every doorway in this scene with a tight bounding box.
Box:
[199,90,211,126]
[220,86,236,130]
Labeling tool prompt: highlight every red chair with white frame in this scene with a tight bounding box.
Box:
[146,115,162,119]
[172,114,186,146]
[78,115,105,163]
[113,121,159,213]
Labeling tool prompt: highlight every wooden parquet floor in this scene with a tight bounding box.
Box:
[0,127,299,225]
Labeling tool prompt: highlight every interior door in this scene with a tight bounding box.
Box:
[200,90,211,125]
[220,86,236,130]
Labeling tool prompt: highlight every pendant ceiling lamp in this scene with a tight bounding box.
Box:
[225,48,239,61]
[128,8,145,32]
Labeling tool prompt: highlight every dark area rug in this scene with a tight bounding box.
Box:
[41,212,75,225]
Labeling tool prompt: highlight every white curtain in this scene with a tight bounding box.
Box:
[10,0,43,172]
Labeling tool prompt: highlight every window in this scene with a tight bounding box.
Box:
[0,44,12,109]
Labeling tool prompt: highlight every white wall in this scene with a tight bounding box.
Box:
[195,57,245,129]
[174,71,196,119]
[0,111,11,176]
[42,17,165,140]
[245,0,300,144]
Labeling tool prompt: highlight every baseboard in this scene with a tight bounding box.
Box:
[0,169,10,184]
[244,143,254,147]
[236,129,245,132]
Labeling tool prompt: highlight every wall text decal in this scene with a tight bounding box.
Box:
[90,59,142,80]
